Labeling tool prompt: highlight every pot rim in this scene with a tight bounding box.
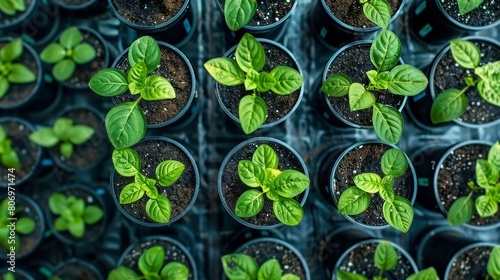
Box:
[444,241,499,279]
[434,0,500,31]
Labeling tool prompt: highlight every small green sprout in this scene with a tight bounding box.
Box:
[0,198,35,252]
[0,0,26,16]
[222,253,300,280]
[0,126,19,169]
[0,38,36,99]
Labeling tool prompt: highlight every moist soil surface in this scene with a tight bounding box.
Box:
[336,241,416,278]
[51,108,107,170]
[217,0,295,27]
[0,119,40,183]
[439,0,499,27]
[325,0,402,28]
[433,40,500,125]
[113,45,192,126]
[220,140,306,226]
[112,0,184,26]
[0,41,39,108]
[217,44,301,126]
[237,241,307,279]
[437,144,500,226]
[0,0,33,26]
[51,261,101,279]
[333,143,414,226]
[447,246,493,279]
[326,44,405,126]
[120,238,195,279]
[113,139,197,223]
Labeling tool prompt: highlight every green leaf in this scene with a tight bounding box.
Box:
[336,270,368,280]
[476,159,499,188]
[40,43,66,64]
[239,94,268,134]
[69,125,94,145]
[141,75,176,100]
[29,127,59,147]
[128,36,160,73]
[258,259,281,280]
[16,217,35,235]
[0,1,16,16]
[68,218,85,238]
[69,198,85,216]
[235,189,264,218]
[107,267,140,280]
[89,69,129,97]
[370,30,401,71]
[379,175,395,202]
[236,33,265,73]
[204,58,245,86]
[475,195,498,217]
[457,0,484,14]
[156,160,185,187]
[112,148,141,177]
[119,183,144,204]
[353,173,381,193]
[381,148,408,178]
[1,38,23,62]
[146,196,171,223]
[139,246,164,275]
[387,64,428,96]
[337,186,370,215]
[105,102,146,149]
[349,83,375,111]
[477,79,500,108]
[273,198,304,226]
[447,195,474,226]
[221,253,258,280]
[269,66,303,95]
[1,149,19,169]
[450,40,481,69]
[406,267,439,280]
[49,193,68,214]
[0,76,9,98]
[382,195,414,233]
[127,61,147,94]
[72,43,96,64]
[374,241,398,272]
[252,144,279,169]
[372,103,403,144]
[255,72,277,93]
[363,0,391,29]
[83,205,103,225]
[8,63,36,84]
[53,59,75,81]
[487,247,500,279]
[11,0,26,11]
[0,126,5,142]
[238,160,265,187]
[430,88,468,124]
[274,169,310,198]
[160,262,189,280]
[322,74,352,97]
[263,168,281,192]
[60,27,82,49]
[281,274,300,280]
[224,0,257,31]
[53,118,72,140]
[54,217,68,231]
[488,142,500,169]
[60,141,73,158]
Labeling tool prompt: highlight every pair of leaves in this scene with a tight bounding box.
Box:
[0,126,20,169]
[0,0,25,15]
[221,253,300,280]
[0,198,35,251]
[224,0,257,31]
[0,38,36,98]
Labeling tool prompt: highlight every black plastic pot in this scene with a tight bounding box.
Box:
[51,258,104,280]
[0,268,34,280]
[49,0,108,14]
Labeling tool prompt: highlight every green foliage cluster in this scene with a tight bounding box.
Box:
[0,38,36,99]
[40,27,96,82]
[112,147,185,223]
[0,126,19,169]
[48,192,103,238]
[0,0,25,16]
[108,246,189,280]
[447,142,500,226]
[204,33,303,134]
[28,117,95,159]
[221,253,300,280]
[0,198,35,251]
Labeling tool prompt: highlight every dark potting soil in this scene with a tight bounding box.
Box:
[433,40,500,125]
[325,0,402,28]
[220,140,306,226]
[0,120,39,183]
[217,0,295,27]
[217,44,301,125]
[121,239,195,279]
[0,42,39,108]
[437,144,500,226]
[439,0,499,27]
[0,0,33,26]
[238,241,307,279]
[333,143,414,226]
[326,44,405,126]
[336,242,416,278]
[447,246,493,279]
[51,108,107,170]
[113,139,196,223]
[111,0,184,26]
[113,46,193,126]
[51,261,101,279]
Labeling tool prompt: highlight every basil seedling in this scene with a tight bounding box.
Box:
[0,38,36,99]
[0,126,20,169]
[0,198,35,251]
[222,253,300,280]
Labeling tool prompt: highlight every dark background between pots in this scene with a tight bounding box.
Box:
[1,0,499,279]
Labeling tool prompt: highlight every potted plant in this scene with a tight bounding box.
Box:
[0,0,37,31]
[221,253,301,279]
[205,33,304,135]
[110,136,199,226]
[49,258,103,280]
[320,30,428,144]
[49,0,108,13]
[218,137,310,229]
[0,269,34,280]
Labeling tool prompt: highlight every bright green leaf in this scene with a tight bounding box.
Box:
[8,63,36,84]
[89,68,129,97]
[256,71,276,93]
[29,127,59,147]
[337,186,370,215]
[363,0,391,29]
[475,195,498,217]
[236,33,265,73]
[53,59,75,81]
[349,83,375,111]
[156,160,185,187]
[273,198,304,226]
[239,94,268,134]
[406,267,439,280]
[488,142,500,169]
[353,173,381,193]
[281,274,300,280]
[379,175,395,202]
[274,169,310,198]
[105,102,146,149]
[49,193,67,214]
[487,247,500,279]
[83,205,103,225]
[68,218,85,238]
[322,74,352,97]
[1,149,19,169]
[16,217,35,235]
[238,159,265,187]
[235,189,264,218]
[336,270,368,280]
[370,30,401,71]
[221,253,258,280]
[72,43,96,64]
[382,195,414,233]
[60,27,82,49]
[450,39,481,68]
[127,61,147,93]
[447,195,474,226]
[107,267,140,280]
[128,36,160,72]
[138,246,164,275]
[0,76,9,98]
[258,259,281,280]
[372,103,403,144]
[252,144,279,169]
[1,38,23,62]
[54,217,68,231]
[146,196,171,223]
[204,58,245,86]
[112,148,141,177]
[60,141,73,158]
[53,118,72,140]
[381,148,408,178]
[160,262,190,280]
[269,66,303,95]
[374,241,398,272]
[119,183,144,204]
[476,159,498,188]
[430,88,468,124]
[69,125,94,145]
[224,0,257,31]
[387,64,428,96]
[141,75,176,101]
[40,43,66,64]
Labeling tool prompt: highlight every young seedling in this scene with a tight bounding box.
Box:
[40,26,96,82]
[222,253,300,280]
[223,0,257,31]
[235,144,309,226]
[48,192,103,238]
[112,147,185,223]
[89,36,175,149]
[4,272,15,280]
[0,0,25,16]
[447,142,500,226]
[204,33,303,134]
[28,117,95,159]
[322,30,428,144]
[108,246,189,280]
[0,198,35,252]
[360,0,392,29]
[335,242,439,280]
[430,40,500,124]
[337,148,414,233]
[0,38,36,99]
[0,126,19,169]
[488,246,500,279]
